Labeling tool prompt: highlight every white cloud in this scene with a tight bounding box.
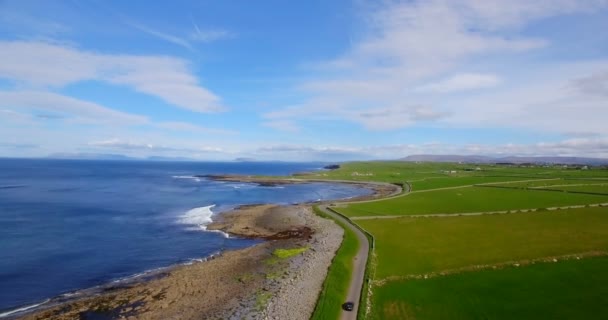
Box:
[126,19,232,48]
[262,120,300,132]
[0,90,147,124]
[155,121,238,135]
[0,5,69,36]
[89,139,224,154]
[263,0,607,132]
[445,62,608,135]
[0,90,236,140]
[571,70,608,97]
[415,73,501,93]
[127,21,193,50]
[0,40,224,113]
[250,137,608,161]
[190,22,233,42]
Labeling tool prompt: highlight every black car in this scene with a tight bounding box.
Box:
[342,302,354,311]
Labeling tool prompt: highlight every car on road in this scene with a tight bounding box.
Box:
[342,302,354,311]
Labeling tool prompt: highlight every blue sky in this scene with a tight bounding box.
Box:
[1,0,607,161]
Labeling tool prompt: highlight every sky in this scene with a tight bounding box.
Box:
[0,0,607,161]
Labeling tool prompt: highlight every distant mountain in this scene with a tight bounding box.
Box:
[47,153,137,160]
[146,156,197,161]
[401,154,608,165]
[234,157,257,162]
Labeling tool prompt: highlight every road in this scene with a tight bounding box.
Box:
[314,181,403,319]
[317,204,369,320]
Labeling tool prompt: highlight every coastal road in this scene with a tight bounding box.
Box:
[317,204,369,320]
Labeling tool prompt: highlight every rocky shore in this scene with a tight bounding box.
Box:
[16,205,343,320]
[200,174,401,202]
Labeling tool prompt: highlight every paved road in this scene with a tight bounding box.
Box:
[317,204,369,320]
[314,181,403,319]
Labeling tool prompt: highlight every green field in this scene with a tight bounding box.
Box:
[339,186,608,217]
[551,184,608,194]
[303,161,608,319]
[311,207,359,320]
[371,256,608,320]
[488,178,608,188]
[358,207,608,279]
[303,162,608,189]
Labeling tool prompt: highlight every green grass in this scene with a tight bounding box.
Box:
[311,207,360,320]
[407,175,554,191]
[272,246,308,259]
[339,186,608,217]
[255,291,273,311]
[357,207,608,278]
[548,184,608,195]
[488,178,608,188]
[371,256,608,320]
[299,162,608,319]
[302,161,608,187]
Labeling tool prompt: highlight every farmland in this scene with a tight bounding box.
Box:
[338,186,608,217]
[357,207,608,279]
[307,161,608,319]
[371,256,608,320]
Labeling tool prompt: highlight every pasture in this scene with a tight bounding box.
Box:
[370,256,608,320]
[339,186,608,217]
[303,161,608,319]
[357,207,608,279]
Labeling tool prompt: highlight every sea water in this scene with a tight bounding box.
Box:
[0,159,370,315]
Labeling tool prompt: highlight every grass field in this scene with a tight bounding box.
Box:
[551,184,608,194]
[304,162,608,188]
[339,186,608,217]
[357,207,608,278]
[303,161,608,319]
[371,256,608,320]
[487,178,608,188]
[310,207,359,320]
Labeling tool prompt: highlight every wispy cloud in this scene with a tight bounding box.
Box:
[89,139,224,154]
[155,121,238,135]
[0,40,225,113]
[125,19,233,48]
[263,0,608,133]
[0,90,235,138]
[0,7,69,36]
[190,21,233,42]
[127,21,193,50]
[262,120,300,133]
[570,70,608,97]
[252,137,608,161]
[415,73,502,93]
[0,90,147,125]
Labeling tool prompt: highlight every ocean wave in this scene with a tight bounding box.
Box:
[0,299,50,318]
[178,205,215,227]
[183,251,223,265]
[177,205,230,238]
[171,175,201,182]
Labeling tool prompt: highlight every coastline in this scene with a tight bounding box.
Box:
[199,174,402,202]
[9,178,398,320]
[12,205,340,320]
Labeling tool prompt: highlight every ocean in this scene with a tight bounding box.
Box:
[0,159,370,316]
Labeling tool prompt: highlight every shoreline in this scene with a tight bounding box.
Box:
[9,178,389,320]
[12,205,340,320]
[200,174,402,202]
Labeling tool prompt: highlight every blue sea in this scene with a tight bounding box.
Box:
[0,159,369,316]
